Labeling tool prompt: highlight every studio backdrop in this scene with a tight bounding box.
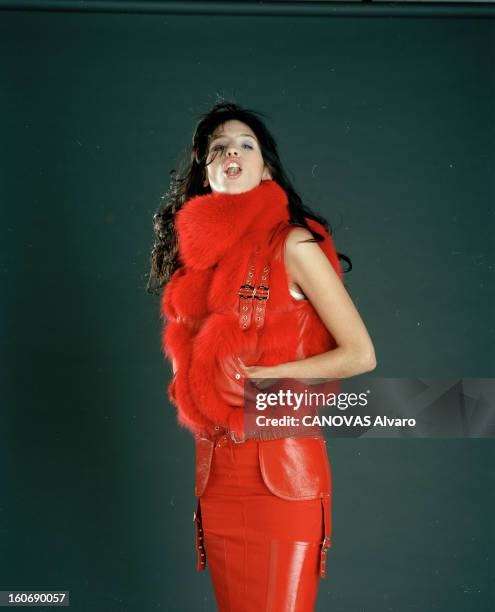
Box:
[1,1,494,611]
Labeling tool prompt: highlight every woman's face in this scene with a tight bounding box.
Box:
[204,119,272,194]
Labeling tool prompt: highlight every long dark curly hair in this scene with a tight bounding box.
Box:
[146,101,352,294]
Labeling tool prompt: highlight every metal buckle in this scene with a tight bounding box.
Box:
[230,430,246,444]
[238,284,255,299]
[254,285,270,300]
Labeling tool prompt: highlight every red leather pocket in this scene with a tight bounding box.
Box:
[258,436,331,500]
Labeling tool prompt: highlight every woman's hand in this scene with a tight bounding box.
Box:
[236,358,280,390]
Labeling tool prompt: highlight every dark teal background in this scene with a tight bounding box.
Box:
[1,2,494,611]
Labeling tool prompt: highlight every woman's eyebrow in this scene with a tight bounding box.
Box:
[210,133,256,142]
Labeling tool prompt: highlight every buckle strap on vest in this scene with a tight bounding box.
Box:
[254,260,270,330]
[319,493,332,578]
[238,246,271,331]
[193,498,206,571]
[238,249,257,330]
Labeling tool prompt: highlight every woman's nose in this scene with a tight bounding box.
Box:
[226,147,239,157]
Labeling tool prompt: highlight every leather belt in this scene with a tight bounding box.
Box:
[210,424,246,444]
[208,424,326,445]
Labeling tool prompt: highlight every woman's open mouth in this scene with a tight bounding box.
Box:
[223,162,242,180]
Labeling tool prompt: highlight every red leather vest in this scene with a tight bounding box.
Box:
[161,219,344,438]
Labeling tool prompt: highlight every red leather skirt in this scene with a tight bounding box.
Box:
[195,433,329,611]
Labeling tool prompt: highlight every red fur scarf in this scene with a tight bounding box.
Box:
[160,180,343,437]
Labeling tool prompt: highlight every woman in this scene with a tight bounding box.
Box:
[148,101,376,611]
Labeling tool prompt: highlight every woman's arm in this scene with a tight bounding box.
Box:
[241,227,376,380]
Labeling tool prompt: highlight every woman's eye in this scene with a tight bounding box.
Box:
[211,142,254,152]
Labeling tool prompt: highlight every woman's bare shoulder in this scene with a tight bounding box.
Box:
[284,226,314,252]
